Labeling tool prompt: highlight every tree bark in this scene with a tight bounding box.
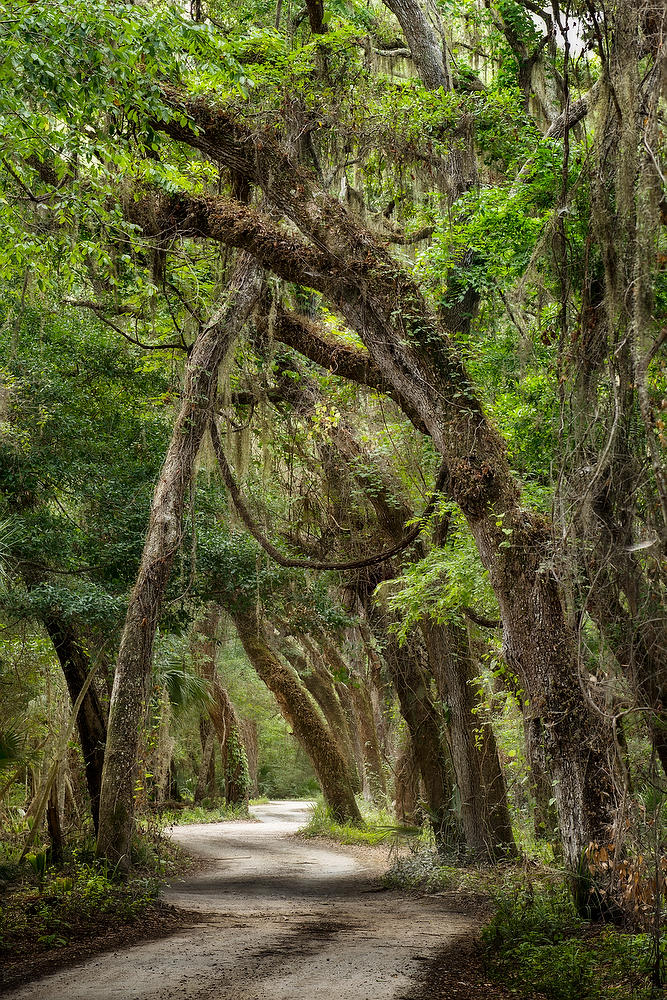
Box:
[96,259,260,864]
[381,0,453,91]
[231,606,361,822]
[193,607,250,807]
[42,614,107,834]
[285,640,361,794]
[394,729,420,824]
[319,638,388,802]
[422,619,515,858]
[194,716,215,803]
[360,589,460,848]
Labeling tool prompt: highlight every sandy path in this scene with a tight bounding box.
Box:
[6,801,474,1000]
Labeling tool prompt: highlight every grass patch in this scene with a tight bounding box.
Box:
[382,847,492,894]
[156,800,251,826]
[300,800,421,847]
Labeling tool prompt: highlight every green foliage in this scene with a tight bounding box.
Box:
[483,882,666,1000]
[0,728,24,772]
[157,802,250,825]
[0,834,182,959]
[301,799,420,847]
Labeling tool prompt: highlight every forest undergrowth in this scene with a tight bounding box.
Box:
[0,810,194,990]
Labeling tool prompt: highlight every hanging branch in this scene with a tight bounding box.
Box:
[209,415,448,571]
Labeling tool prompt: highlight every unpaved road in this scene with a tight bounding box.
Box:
[7,801,475,1000]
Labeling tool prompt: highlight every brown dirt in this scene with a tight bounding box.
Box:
[3,801,506,1000]
[0,901,203,995]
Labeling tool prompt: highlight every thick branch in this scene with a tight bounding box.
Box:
[209,415,446,570]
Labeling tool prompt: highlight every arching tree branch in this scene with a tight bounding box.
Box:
[209,414,447,571]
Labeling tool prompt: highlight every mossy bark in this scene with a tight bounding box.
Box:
[423,619,516,860]
[231,606,361,822]
[193,606,249,807]
[96,260,260,865]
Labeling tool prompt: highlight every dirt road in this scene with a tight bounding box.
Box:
[6,801,475,1000]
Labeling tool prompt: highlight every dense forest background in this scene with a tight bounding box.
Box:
[0,0,664,995]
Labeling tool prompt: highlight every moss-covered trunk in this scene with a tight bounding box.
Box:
[231,606,361,822]
[96,260,260,865]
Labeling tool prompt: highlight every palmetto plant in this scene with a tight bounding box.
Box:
[154,643,212,714]
[0,727,24,772]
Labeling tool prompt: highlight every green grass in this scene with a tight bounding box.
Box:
[156,801,251,826]
[300,799,423,847]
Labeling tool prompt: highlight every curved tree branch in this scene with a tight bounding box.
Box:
[209,414,447,570]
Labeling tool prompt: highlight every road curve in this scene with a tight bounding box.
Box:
[6,801,474,1000]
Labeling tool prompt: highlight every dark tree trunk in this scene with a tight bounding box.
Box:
[524,714,558,842]
[423,620,516,859]
[21,569,107,834]
[96,259,260,865]
[42,615,107,834]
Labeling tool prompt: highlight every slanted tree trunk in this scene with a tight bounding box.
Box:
[319,638,387,803]
[381,0,453,91]
[231,606,361,822]
[285,639,361,793]
[193,607,250,807]
[96,259,260,864]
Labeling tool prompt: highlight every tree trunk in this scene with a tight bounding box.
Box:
[286,640,361,793]
[195,717,215,803]
[193,607,250,807]
[360,591,459,848]
[231,606,361,822]
[422,619,516,859]
[41,614,107,834]
[381,0,453,91]
[524,714,558,841]
[319,639,387,803]
[241,719,259,797]
[96,259,260,865]
[394,730,420,824]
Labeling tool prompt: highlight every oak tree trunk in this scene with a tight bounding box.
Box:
[231,606,361,822]
[96,259,260,864]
